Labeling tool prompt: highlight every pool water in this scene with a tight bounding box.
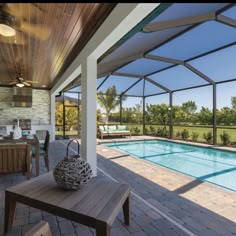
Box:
[104,140,236,192]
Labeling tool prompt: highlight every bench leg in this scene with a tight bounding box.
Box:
[4,192,16,233]
[96,220,110,236]
[123,194,130,225]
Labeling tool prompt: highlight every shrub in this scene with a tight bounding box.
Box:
[181,129,189,140]
[149,126,156,135]
[156,127,162,136]
[203,131,213,144]
[143,127,149,135]
[162,126,168,137]
[191,131,199,142]
[133,127,140,135]
[175,130,181,138]
[220,131,231,145]
[156,127,168,137]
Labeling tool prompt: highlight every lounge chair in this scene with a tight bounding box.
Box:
[98,125,131,139]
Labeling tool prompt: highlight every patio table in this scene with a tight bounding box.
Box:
[4,171,130,236]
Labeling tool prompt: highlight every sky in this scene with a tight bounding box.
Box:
[146,81,235,112]
[120,81,236,112]
[65,46,236,112]
[94,43,236,113]
[65,5,236,113]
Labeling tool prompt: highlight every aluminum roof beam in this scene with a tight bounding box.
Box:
[112,71,144,79]
[216,15,236,28]
[142,4,236,33]
[144,77,171,93]
[142,12,216,33]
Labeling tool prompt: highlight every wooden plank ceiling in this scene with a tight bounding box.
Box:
[0,3,116,89]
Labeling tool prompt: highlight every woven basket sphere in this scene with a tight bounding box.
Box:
[53,155,93,190]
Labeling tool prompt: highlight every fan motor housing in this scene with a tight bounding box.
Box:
[17,76,24,81]
[0,12,16,27]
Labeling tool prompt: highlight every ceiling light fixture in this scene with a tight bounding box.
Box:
[16,82,24,88]
[0,13,16,37]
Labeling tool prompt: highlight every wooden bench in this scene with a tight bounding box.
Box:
[5,171,130,236]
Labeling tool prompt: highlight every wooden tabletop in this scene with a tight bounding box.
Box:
[0,134,38,142]
[5,171,130,230]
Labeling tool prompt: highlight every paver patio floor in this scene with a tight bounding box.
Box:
[0,137,236,236]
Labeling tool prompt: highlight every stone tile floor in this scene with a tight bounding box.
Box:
[0,137,236,236]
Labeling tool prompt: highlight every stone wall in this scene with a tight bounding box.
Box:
[0,87,50,125]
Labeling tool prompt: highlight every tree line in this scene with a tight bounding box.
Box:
[56,86,236,128]
[109,98,236,126]
[97,85,236,126]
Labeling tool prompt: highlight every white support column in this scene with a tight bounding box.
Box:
[50,94,55,141]
[81,56,97,176]
[50,3,161,176]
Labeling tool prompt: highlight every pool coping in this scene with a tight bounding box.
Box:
[97,135,236,153]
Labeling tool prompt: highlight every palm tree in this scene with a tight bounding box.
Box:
[97,86,120,124]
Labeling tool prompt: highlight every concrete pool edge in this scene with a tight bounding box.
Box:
[98,135,236,154]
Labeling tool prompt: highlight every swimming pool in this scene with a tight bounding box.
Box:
[104,140,236,192]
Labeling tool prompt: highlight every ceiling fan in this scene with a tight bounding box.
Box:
[7,75,39,87]
[0,3,51,43]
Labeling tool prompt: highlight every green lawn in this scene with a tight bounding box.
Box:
[126,124,236,144]
[173,126,236,143]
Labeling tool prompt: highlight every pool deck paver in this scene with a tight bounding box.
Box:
[96,136,236,234]
[0,137,236,235]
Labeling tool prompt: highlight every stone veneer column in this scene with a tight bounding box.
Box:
[81,56,97,176]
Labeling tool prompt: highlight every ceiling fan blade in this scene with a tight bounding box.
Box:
[0,80,13,85]
[3,3,44,19]
[8,81,17,85]
[20,20,51,40]
[25,80,39,83]
[23,81,31,86]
